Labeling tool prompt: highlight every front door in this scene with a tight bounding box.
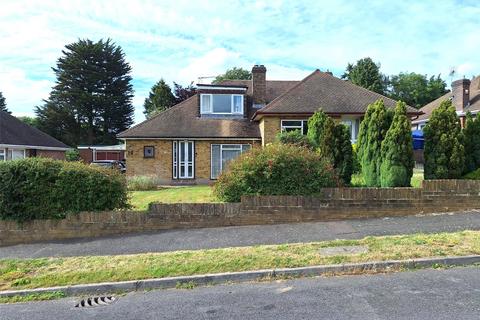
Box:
[173,141,194,179]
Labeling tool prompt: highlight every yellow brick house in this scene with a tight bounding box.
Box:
[118,65,420,184]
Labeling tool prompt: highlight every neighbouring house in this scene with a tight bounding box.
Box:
[412,76,480,130]
[78,144,126,163]
[118,65,421,184]
[0,110,69,161]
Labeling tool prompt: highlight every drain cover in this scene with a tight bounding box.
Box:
[75,296,116,308]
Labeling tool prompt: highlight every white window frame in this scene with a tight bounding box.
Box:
[280,119,308,135]
[200,94,212,113]
[340,117,360,143]
[0,149,5,161]
[210,144,251,180]
[7,149,26,160]
[172,140,194,179]
[200,93,244,115]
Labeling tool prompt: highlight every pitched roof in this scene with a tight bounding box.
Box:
[219,80,299,103]
[117,96,261,139]
[0,111,69,149]
[254,70,421,118]
[415,76,480,122]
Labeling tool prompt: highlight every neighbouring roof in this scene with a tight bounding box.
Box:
[117,96,261,139]
[254,70,421,119]
[415,76,480,123]
[0,111,69,149]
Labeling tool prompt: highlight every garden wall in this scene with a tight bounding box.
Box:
[1,180,480,246]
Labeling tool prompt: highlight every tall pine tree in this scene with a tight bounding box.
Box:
[423,100,464,179]
[143,79,176,118]
[36,39,134,146]
[0,92,10,114]
[463,112,480,174]
[357,99,393,187]
[379,101,414,187]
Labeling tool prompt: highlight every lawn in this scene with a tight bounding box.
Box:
[1,230,479,291]
[351,169,424,188]
[129,185,217,210]
[130,170,425,209]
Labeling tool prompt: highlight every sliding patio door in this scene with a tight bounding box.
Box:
[173,141,194,179]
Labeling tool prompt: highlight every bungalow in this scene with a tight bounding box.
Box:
[0,110,69,161]
[118,65,420,184]
[412,76,480,130]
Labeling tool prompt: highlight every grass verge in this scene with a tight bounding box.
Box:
[1,230,479,292]
[129,185,218,210]
[0,291,65,304]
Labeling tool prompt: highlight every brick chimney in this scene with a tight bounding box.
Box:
[452,78,471,113]
[252,65,266,107]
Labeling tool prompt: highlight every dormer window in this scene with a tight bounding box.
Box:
[200,94,244,115]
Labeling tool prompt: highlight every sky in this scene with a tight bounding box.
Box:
[1,0,479,123]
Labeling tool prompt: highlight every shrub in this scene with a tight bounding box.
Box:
[380,101,414,187]
[463,112,480,174]
[276,130,313,149]
[127,175,160,191]
[463,168,480,180]
[424,100,464,179]
[65,148,80,161]
[0,158,129,221]
[213,143,340,202]
[357,99,393,187]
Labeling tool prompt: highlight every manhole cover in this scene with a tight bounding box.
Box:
[319,245,369,256]
[75,296,116,308]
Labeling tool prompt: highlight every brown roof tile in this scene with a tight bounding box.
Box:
[416,76,480,122]
[117,96,261,139]
[219,80,299,103]
[255,70,420,118]
[0,111,69,148]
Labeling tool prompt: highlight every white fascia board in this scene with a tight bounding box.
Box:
[0,144,69,151]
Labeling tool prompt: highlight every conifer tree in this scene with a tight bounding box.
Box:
[379,101,414,187]
[307,109,353,184]
[143,79,176,118]
[357,99,393,187]
[424,100,464,179]
[463,112,480,174]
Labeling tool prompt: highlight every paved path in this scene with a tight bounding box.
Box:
[1,210,480,259]
[1,266,479,319]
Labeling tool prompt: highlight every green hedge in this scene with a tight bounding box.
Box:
[213,143,340,202]
[463,168,480,180]
[0,158,129,221]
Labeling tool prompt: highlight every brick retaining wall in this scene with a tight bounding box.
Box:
[1,180,480,246]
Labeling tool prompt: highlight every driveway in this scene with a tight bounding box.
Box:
[1,210,480,259]
[1,266,479,319]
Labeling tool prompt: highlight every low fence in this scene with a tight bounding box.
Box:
[1,180,480,246]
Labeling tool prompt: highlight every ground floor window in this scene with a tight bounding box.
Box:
[173,141,194,179]
[0,149,4,161]
[341,118,360,143]
[281,120,308,135]
[6,149,26,160]
[211,144,251,179]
